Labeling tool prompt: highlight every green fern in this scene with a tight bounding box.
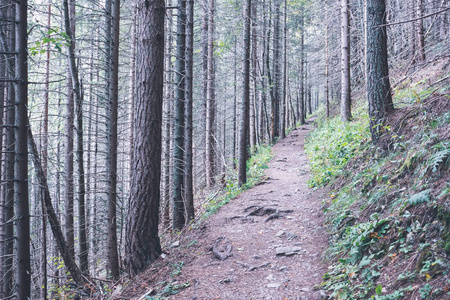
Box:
[408,189,431,206]
[427,148,450,173]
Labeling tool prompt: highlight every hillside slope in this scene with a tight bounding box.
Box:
[306,62,450,299]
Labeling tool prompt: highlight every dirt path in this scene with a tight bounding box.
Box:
[168,122,328,299]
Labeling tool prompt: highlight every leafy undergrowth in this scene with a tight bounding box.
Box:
[306,86,450,298]
[199,144,272,220]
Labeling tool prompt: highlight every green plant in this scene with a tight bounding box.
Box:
[408,189,431,206]
[170,261,184,277]
[419,284,433,299]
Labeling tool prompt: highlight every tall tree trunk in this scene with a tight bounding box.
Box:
[173,0,186,230]
[201,0,208,186]
[15,0,30,296]
[206,0,216,187]
[64,3,75,263]
[2,3,15,296]
[64,0,89,274]
[40,3,52,297]
[299,11,305,125]
[185,0,195,223]
[271,0,281,141]
[416,0,426,62]
[106,0,120,279]
[366,0,394,142]
[281,0,287,138]
[125,0,165,277]
[0,32,4,300]
[232,34,237,168]
[239,0,251,187]
[325,0,330,118]
[162,0,173,229]
[341,0,352,121]
[250,0,258,150]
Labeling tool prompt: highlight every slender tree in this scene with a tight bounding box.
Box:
[125,0,165,276]
[185,0,195,222]
[416,0,426,62]
[271,0,281,141]
[206,0,216,187]
[366,0,394,142]
[239,0,252,186]
[15,0,30,297]
[173,0,186,230]
[2,3,15,296]
[106,0,120,279]
[341,0,352,121]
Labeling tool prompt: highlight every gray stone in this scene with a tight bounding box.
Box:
[276,230,285,237]
[267,283,281,289]
[275,246,302,255]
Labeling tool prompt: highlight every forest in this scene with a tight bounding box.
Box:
[0,0,449,298]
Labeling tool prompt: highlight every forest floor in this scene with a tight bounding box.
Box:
[118,120,328,300]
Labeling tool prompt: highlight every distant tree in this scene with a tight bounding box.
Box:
[125,0,165,276]
[366,0,394,142]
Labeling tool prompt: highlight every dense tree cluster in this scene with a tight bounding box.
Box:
[0,0,448,297]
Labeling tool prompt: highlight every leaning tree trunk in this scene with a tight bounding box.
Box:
[125,0,165,277]
[28,126,87,287]
[366,0,394,143]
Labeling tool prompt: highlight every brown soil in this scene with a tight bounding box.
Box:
[117,121,328,300]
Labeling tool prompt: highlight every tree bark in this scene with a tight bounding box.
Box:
[325,0,330,118]
[271,0,281,141]
[239,0,251,187]
[416,0,426,62]
[173,0,186,230]
[15,1,30,296]
[106,0,120,279]
[281,0,287,138]
[185,0,195,223]
[341,0,352,121]
[366,0,394,142]
[2,3,15,296]
[206,0,216,187]
[125,0,165,277]
[201,0,209,186]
